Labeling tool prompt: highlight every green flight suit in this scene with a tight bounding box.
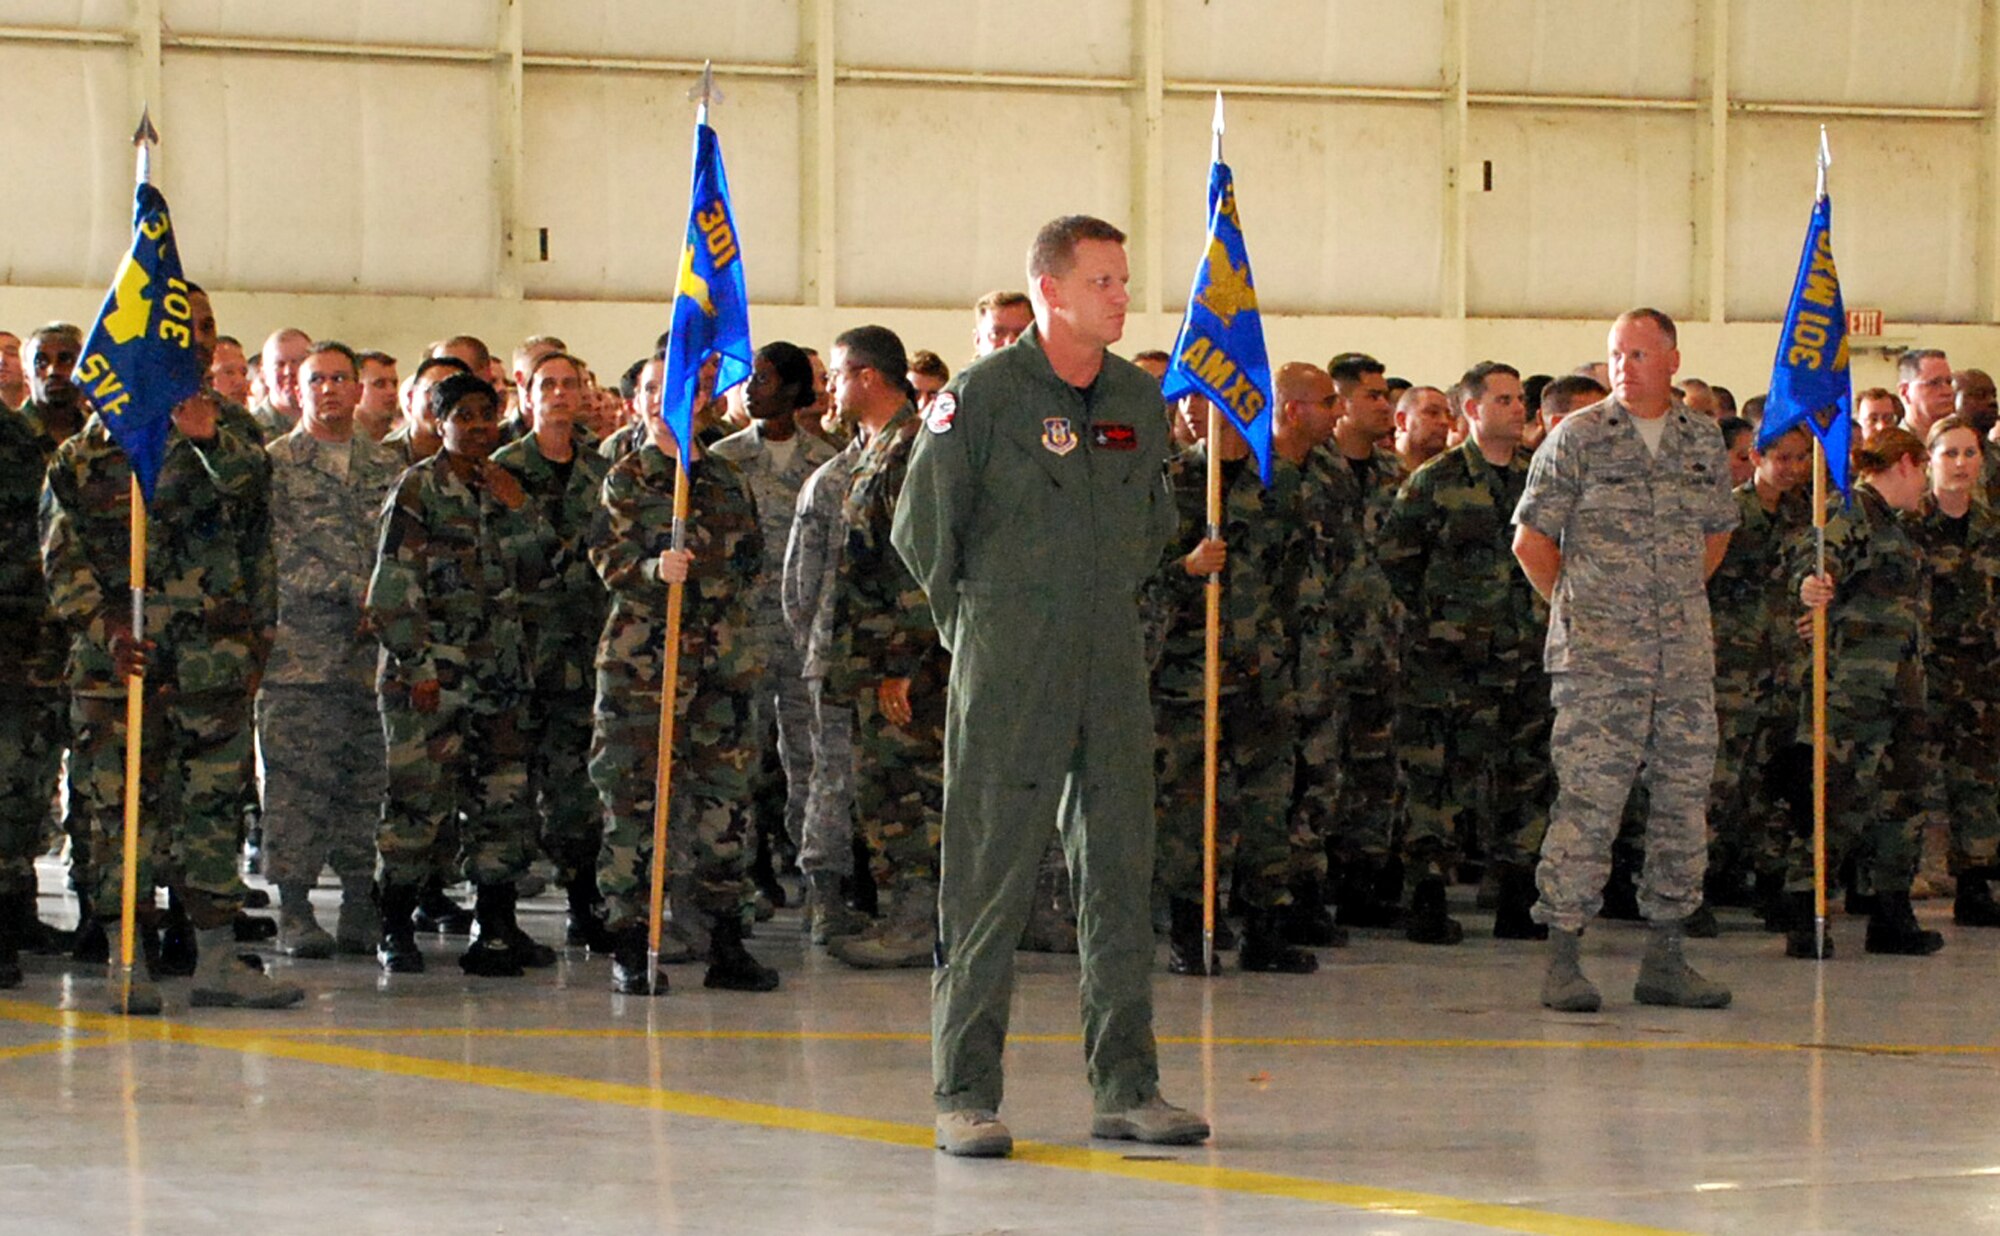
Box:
[892,324,1177,1118]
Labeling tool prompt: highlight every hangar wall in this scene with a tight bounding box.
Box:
[0,0,1994,393]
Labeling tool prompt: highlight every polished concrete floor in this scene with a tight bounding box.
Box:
[4,861,1999,1236]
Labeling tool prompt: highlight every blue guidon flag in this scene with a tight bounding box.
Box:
[1162,155,1275,484]
[1759,191,1852,500]
[78,182,203,503]
[660,121,753,458]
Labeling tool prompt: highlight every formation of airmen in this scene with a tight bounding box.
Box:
[0,285,1991,1016]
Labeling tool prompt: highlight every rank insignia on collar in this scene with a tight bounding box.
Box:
[1041,416,1077,456]
[925,392,957,434]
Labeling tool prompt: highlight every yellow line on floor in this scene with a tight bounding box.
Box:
[0,998,1684,1236]
[195,1022,2000,1058]
[0,1035,113,1064]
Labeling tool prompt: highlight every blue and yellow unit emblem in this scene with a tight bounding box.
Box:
[1042,416,1077,456]
[79,181,203,501]
[661,120,754,456]
[1760,190,1853,499]
[1161,158,1275,484]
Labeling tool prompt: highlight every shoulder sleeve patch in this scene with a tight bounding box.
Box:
[925,392,957,434]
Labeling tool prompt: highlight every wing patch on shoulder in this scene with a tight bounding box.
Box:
[925,392,957,434]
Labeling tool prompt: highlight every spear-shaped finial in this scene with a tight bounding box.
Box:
[132,105,159,186]
[1816,124,1831,200]
[1211,90,1225,163]
[688,60,723,127]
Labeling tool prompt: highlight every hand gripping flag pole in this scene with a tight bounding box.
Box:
[1758,126,1848,962]
[1161,93,1276,976]
[82,106,203,1008]
[646,63,754,991]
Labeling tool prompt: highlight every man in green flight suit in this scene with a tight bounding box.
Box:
[892,214,1209,1158]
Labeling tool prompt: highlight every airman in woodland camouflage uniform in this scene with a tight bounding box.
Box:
[782,432,869,943]
[1379,361,1550,945]
[1791,427,1943,958]
[1320,353,1408,929]
[1703,424,1811,921]
[1149,398,1316,976]
[44,397,300,1014]
[365,372,559,978]
[372,355,474,942]
[1512,309,1735,1013]
[587,386,778,996]
[822,327,946,971]
[0,404,67,987]
[263,342,402,961]
[1277,367,1360,949]
[1910,416,2000,928]
[20,324,94,937]
[493,351,615,953]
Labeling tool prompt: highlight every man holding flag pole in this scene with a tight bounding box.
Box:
[585,63,778,998]
[44,110,299,1014]
[1776,129,1944,961]
[1150,94,1307,979]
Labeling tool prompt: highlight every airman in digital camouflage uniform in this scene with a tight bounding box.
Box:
[1380,361,1551,945]
[818,326,945,971]
[709,341,836,919]
[781,424,869,945]
[893,216,1207,1158]
[1148,395,1317,977]
[365,372,559,978]
[493,351,616,954]
[263,342,402,960]
[1512,309,1735,1012]
[44,395,300,1014]
[587,368,778,997]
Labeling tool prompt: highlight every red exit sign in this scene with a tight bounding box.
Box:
[1847,308,1884,336]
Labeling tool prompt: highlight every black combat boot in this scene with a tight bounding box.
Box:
[1492,863,1548,940]
[1952,874,2000,928]
[8,893,68,955]
[1681,904,1720,939]
[1240,908,1319,974]
[376,884,425,974]
[459,884,526,977]
[610,924,668,996]
[1281,878,1347,948]
[1403,877,1464,945]
[1864,891,1944,956]
[564,872,619,953]
[155,892,198,977]
[704,913,780,992]
[1333,859,1401,929]
[414,877,474,935]
[1754,872,1789,933]
[232,910,277,942]
[0,894,22,989]
[1165,898,1219,977]
[71,892,108,965]
[1783,892,1833,959]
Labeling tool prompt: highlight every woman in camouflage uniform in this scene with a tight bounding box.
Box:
[1915,416,2000,928]
[1792,428,1942,958]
